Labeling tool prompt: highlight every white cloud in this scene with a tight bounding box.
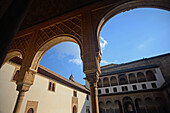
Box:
[69,58,82,65]
[113,60,118,63]
[101,60,109,64]
[48,42,83,65]
[137,37,154,49]
[100,36,108,52]
[52,42,81,59]
[138,44,145,49]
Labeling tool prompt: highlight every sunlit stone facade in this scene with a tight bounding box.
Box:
[0,59,91,113]
[97,53,170,113]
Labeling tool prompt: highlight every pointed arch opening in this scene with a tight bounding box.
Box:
[103,77,110,87]
[137,72,146,82]
[97,0,170,38]
[146,70,156,81]
[30,35,82,71]
[2,50,23,68]
[123,97,136,113]
[114,100,123,113]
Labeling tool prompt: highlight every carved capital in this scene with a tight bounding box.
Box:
[23,68,36,84]
[16,83,31,92]
[86,71,101,87]
[96,51,102,63]
[16,68,36,92]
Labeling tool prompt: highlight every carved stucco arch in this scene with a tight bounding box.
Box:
[30,34,83,71]
[2,50,23,67]
[97,0,170,38]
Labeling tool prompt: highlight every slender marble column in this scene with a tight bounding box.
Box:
[89,82,99,113]
[86,71,100,113]
[13,91,25,113]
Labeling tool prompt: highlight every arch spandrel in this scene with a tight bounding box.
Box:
[7,15,83,91]
[1,50,23,68]
[30,35,83,71]
[9,15,83,71]
[9,33,33,58]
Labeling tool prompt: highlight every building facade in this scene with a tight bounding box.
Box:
[0,57,91,113]
[97,53,170,113]
[1,53,170,113]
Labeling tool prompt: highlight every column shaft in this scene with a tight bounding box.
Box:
[13,91,25,113]
[90,82,99,113]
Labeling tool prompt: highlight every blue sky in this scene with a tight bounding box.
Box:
[40,8,170,85]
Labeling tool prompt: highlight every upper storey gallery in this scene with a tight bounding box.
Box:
[97,53,170,95]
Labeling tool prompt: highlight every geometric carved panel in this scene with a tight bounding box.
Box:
[72,96,78,113]
[9,33,32,56]
[24,100,38,113]
[35,15,82,52]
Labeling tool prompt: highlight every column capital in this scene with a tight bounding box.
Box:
[16,68,36,92]
[16,83,30,92]
[86,71,101,86]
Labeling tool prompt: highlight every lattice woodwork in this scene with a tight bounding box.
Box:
[10,15,82,56]
[35,15,82,51]
[9,33,32,56]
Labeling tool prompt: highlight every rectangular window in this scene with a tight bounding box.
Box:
[151,83,157,88]
[105,88,109,93]
[73,91,77,97]
[113,87,117,92]
[98,89,101,94]
[133,85,137,90]
[122,86,125,91]
[125,86,128,91]
[86,95,89,100]
[142,84,147,89]
[86,106,90,113]
[48,81,55,92]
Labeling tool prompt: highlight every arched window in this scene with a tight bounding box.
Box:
[99,102,105,113]
[103,78,110,87]
[27,108,34,113]
[128,73,137,83]
[52,83,55,91]
[48,82,52,90]
[146,70,156,81]
[119,74,128,85]
[145,97,157,113]
[135,99,147,113]
[115,100,123,113]
[73,106,77,113]
[137,72,146,82]
[98,79,102,88]
[111,76,118,86]
[155,97,167,113]
[123,97,135,113]
[106,101,113,113]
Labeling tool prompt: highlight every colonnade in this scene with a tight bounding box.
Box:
[99,96,167,113]
[1,0,170,113]
[98,70,156,88]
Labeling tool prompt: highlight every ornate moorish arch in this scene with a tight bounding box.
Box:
[123,96,136,113]
[2,50,23,66]
[8,12,102,113]
[96,0,170,38]
[30,34,83,71]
